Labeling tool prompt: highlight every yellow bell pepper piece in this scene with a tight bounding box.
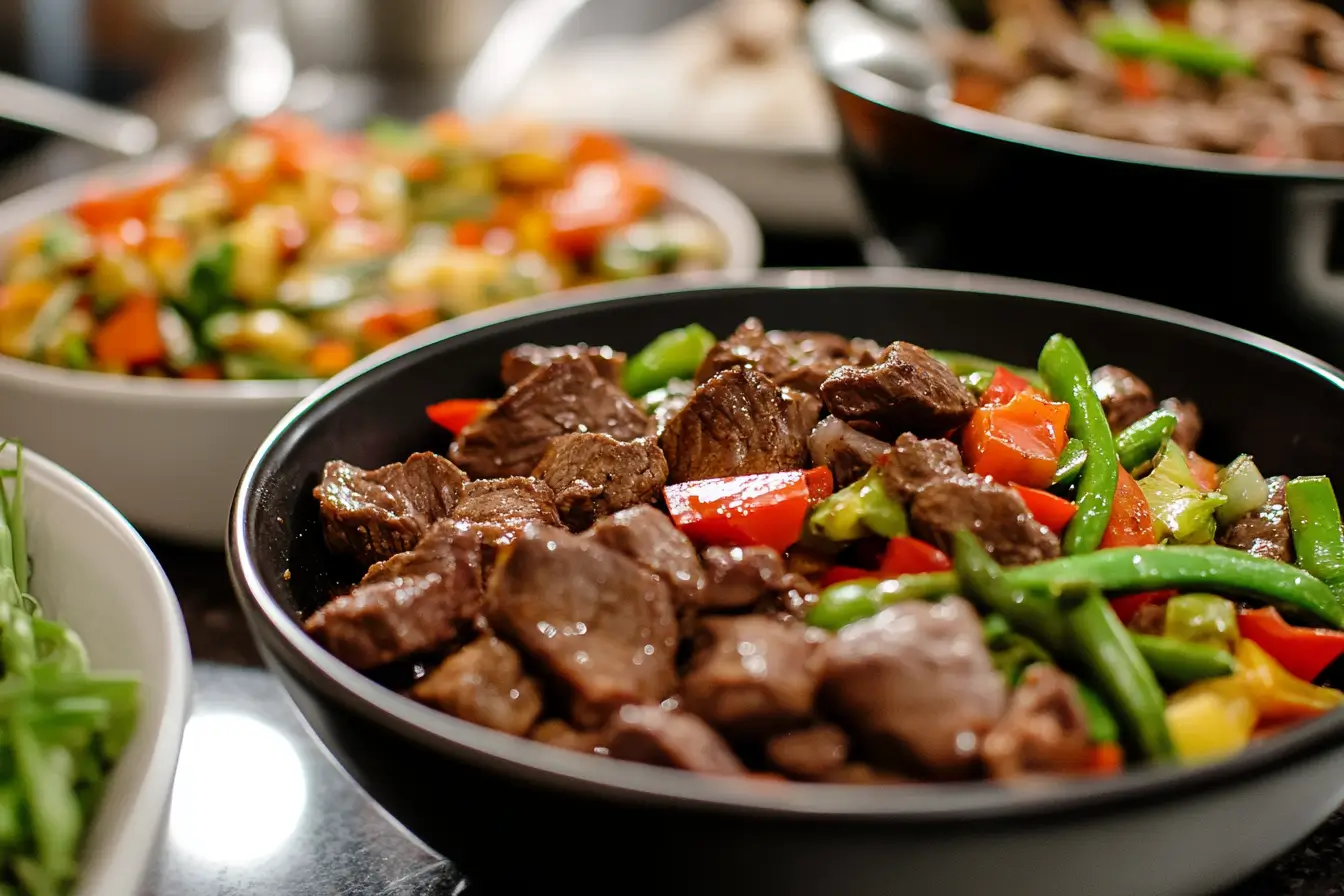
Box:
[0,281,55,357]
[1236,638,1344,723]
[1166,678,1258,763]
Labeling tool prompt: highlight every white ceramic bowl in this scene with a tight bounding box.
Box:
[5,442,192,896]
[0,148,763,546]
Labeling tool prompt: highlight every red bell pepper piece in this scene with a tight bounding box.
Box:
[664,469,826,553]
[72,167,182,233]
[962,390,1070,488]
[1237,606,1344,682]
[805,466,835,504]
[1010,484,1078,534]
[1187,451,1221,492]
[425,399,495,434]
[819,566,877,588]
[1109,590,1177,625]
[980,366,1034,407]
[548,160,665,257]
[1100,465,1157,548]
[1082,742,1125,776]
[879,537,952,576]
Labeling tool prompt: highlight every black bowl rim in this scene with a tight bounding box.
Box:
[808,0,1344,181]
[229,267,1344,823]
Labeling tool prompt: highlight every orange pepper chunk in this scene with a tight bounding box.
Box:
[92,294,165,367]
[962,390,1070,488]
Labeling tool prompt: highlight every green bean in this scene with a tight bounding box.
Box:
[1038,335,1118,554]
[1116,409,1179,472]
[982,613,1053,685]
[807,545,1344,630]
[1059,584,1174,760]
[1052,438,1088,487]
[1131,633,1237,688]
[927,350,1046,391]
[1092,20,1254,76]
[623,324,718,397]
[1077,681,1120,744]
[1286,476,1344,604]
[951,531,1068,651]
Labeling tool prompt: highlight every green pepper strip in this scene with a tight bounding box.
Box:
[807,544,1344,631]
[1092,20,1255,77]
[1129,633,1237,688]
[927,350,1046,391]
[623,324,718,397]
[1058,584,1174,760]
[1039,335,1118,554]
[1286,476,1344,605]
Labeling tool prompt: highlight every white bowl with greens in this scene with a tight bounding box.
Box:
[0,441,190,896]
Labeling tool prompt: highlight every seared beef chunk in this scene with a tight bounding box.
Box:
[603,705,746,775]
[585,506,706,611]
[783,387,822,438]
[530,719,607,754]
[880,433,966,501]
[681,616,823,738]
[699,545,787,612]
[501,342,625,387]
[532,433,668,530]
[911,476,1061,566]
[305,521,483,670]
[695,318,881,394]
[819,597,1007,776]
[1161,397,1203,451]
[1091,365,1157,432]
[410,636,543,737]
[820,342,977,440]
[1220,475,1294,563]
[661,367,810,483]
[818,762,908,784]
[486,523,678,728]
[450,477,560,561]
[1128,601,1169,636]
[808,416,890,489]
[315,452,466,566]
[451,355,648,478]
[982,665,1092,779]
[640,378,695,438]
[765,724,850,780]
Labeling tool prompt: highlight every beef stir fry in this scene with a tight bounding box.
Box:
[940,0,1344,160]
[304,318,1344,782]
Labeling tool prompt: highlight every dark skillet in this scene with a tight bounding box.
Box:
[807,0,1344,367]
[229,269,1344,896]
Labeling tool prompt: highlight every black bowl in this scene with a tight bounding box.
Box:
[807,0,1344,366]
[229,269,1344,896]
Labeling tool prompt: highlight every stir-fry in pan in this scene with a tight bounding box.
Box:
[0,114,725,380]
[302,318,1344,782]
[940,0,1344,160]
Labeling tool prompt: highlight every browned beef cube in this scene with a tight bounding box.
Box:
[584,506,706,611]
[910,476,1060,567]
[487,523,678,728]
[819,597,1007,777]
[314,451,466,566]
[304,521,483,669]
[501,343,625,387]
[451,355,648,479]
[820,342,976,440]
[698,545,786,612]
[694,318,880,395]
[765,724,850,780]
[808,416,890,489]
[694,317,791,384]
[681,616,822,738]
[1219,475,1293,563]
[410,636,543,737]
[660,367,810,483]
[879,433,966,501]
[532,433,668,530]
[982,665,1092,779]
[1161,397,1203,452]
[530,719,607,754]
[603,705,746,775]
[450,477,560,562]
[1091,365,1157,433]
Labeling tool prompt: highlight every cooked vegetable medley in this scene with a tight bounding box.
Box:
[939,0,1344,160]
[0,443,139,894]
[0,114,725,380]
[303,319,1344,782]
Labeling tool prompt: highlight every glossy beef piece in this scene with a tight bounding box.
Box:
[451,355,648,479]
[880,433,966,502]
[315,452,466,566]
[698,545,787,612]
[783,387,823,438]
[1161,397,1203,451]
[695,317,792,384]
[765,724,850,780]
[776,332,884,395]
[533,434,668,531]
[410,636,543,737]
[819,342,977,440]
[500,342,625,387]
[1091,365,1157,433]
[694,318,881,395]
[807,416,890,489]
[819,597,1007,777]
[486,523,678,728]
[660,366,810,483]
[1220,475,1294,563]
[911,476,1061,566]
[304,521,484,670]
[681,616,823,739]
[450,477,560,562]
[530,719,607,754]
[603,705,746,775]
[584,506,706,612]
[982,665,1092,779]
